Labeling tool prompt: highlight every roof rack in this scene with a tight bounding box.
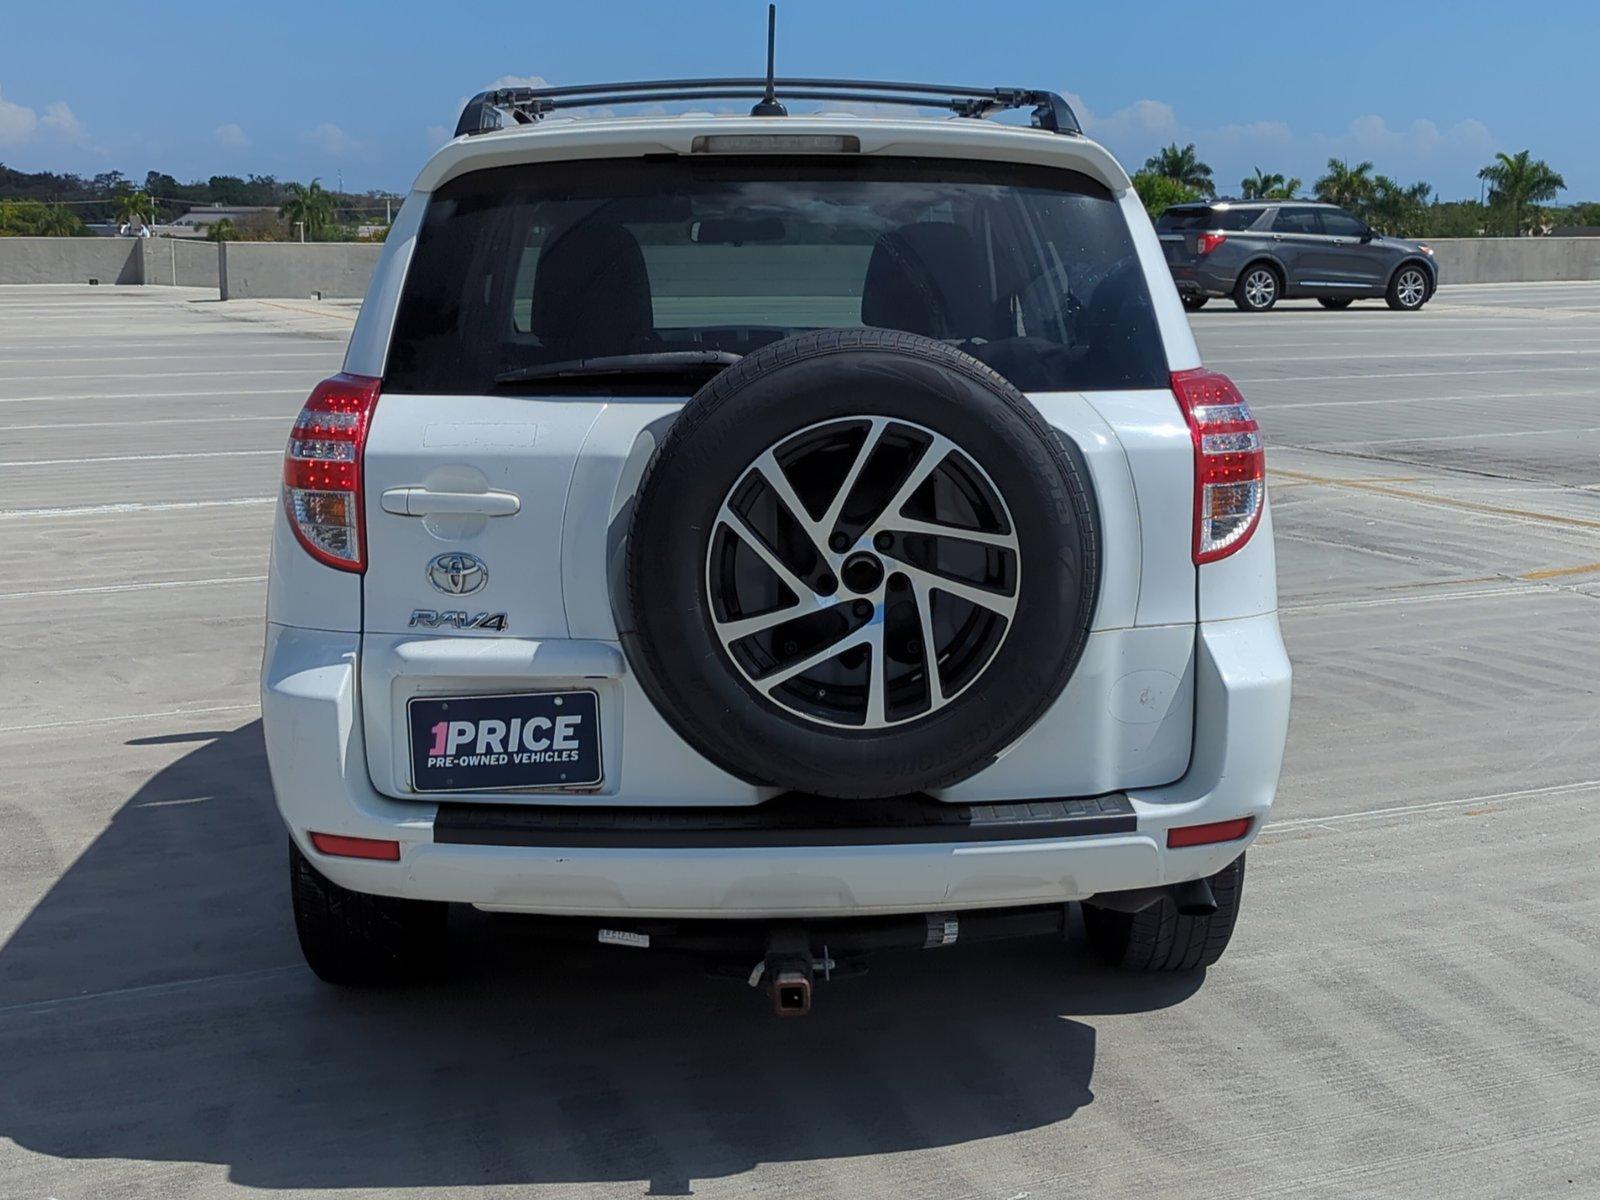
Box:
[452,78,1082,139]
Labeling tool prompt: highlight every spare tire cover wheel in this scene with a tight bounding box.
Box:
[620,329,1101,799]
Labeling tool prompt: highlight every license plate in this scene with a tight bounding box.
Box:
[408,691,602,793]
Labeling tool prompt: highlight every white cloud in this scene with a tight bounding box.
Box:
[0,85,38,146]
[215,122,250,148]
[425,123,451,146]
[38,101,86,142]
[0,86,93,150]
[487,74,550,90]
[304,122,361,155]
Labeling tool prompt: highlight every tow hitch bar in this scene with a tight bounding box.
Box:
[750,927,831,1017]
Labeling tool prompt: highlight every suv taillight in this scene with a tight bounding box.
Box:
[1196,231,1227,255]
[283,373,381,572]
[1170,368,1264,564]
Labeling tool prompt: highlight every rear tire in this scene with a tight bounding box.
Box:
[1232,265,1280,312]
[290,840,448,986]
[1082,853,1246,971]
[1386,264,1432,311]
[1181,295,1209,311]
[1317,297,1354,310]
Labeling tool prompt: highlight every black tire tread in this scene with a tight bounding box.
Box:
[1083,853,1246,972]
[290,840,447,986]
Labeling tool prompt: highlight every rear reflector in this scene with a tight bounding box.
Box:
[309,832,402,861]
[1196,231,1228,255]
[1167,817,1253,848]
[283,373,381,572]
[1170,368,1265,564]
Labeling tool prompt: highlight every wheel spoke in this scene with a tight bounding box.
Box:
[715,503,814,599]
[750,451,828,564]
[753,625,871,692]
[862,618,888,727]
[908,574,945,708]
[714,595,825,643]
[816,416,890,542]
[876,433,955,530]
[891,561,1017,622]
[880,515,1017,551]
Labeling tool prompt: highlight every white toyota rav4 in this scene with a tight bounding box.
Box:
[261,77,1291,1012]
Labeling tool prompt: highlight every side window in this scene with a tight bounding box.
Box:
[1271,207,1321,235]
[1320,209,1368,238]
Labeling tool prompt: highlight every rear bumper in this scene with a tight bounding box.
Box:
[261,614,1290,918]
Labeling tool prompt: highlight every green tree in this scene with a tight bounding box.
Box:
[1143,143,1214,197]
[113,189,155,228]
[279,178,336,240]
[1365,177,1434,237]
[1477,150,1566,236]
[205,218,236,242]
[1131,171,1201,218]
[1313,159,1377,211]
[0,199,88,236]
[1240,167,1300,200]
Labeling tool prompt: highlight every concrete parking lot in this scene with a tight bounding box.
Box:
[2,282,1597,1198]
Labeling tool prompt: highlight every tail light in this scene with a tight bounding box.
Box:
[283,373,381,572]
[1170,368,1264,564]
[1196,231,1228,255]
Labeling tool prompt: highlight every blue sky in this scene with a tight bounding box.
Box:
[2,0,1596,199]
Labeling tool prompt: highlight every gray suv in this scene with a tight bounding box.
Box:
[1158,200,1438,313]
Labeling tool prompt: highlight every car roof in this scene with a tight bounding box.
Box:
[411,113,1135,196]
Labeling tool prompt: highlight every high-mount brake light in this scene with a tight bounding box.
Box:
[1170,368,1265,564]
[1196,231,1228,255]
[283,373,381,572]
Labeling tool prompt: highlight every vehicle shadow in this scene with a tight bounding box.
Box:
[0,721,1202,1193]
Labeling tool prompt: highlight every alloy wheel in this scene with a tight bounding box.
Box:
[705,416,1019,729]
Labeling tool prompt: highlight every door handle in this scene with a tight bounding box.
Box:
[380,487,521,517]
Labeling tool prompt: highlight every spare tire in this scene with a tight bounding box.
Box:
[619,329,1100,798]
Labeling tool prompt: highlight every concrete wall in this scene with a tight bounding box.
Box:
[136,238,220,290]
[219,242,382,300]
[0,238,143,285]
[1429,237,1600,285]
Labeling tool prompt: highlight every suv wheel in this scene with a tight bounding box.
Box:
[1386,264,1431,311]
[1233,265,1280,312]
[1181,295,1209,311]
[290,840,447,985]
[1081,854,1246,971]
[1318,297,1354,310]
[621,328,1101,799]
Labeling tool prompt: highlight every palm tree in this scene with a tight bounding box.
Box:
[1367,177,1434,237]
[206,218,237,243]
[1313,159,1379,213]
[35,204,84,236]
[114,189,155,229]
[280,179,337,241]
[1478,150,1566,236]
[1144,143,1215,197]
[1240,167,1301,200]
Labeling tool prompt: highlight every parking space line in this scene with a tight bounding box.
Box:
[0,386,304,405]
[0,367,332,384]
[0,702,257,736]
[1309,424,1600,449]
[0,575,267,600]
[1270,469,1600,533]
[1261,778,1600,837]
[1,414,291,433]
[0,965,303,1021]
[1233,364,1600,385]
[0,497,274,521]
[0,450,279,468]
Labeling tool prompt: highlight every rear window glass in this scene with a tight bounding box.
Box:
[385,156,1168,395]
[1157,206,1261,232]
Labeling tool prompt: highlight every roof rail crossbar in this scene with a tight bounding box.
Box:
[453,78,1081,139]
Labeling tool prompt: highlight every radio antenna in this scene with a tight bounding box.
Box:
[750,5,787,116]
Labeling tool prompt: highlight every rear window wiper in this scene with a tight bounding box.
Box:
[493,350,742,389]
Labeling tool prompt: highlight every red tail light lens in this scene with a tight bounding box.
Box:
[1196,231,1228,255]
[309,832,402,861]
[1171,368,1265,564]
[1167,817,1253,848]
[283,374,381,572]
